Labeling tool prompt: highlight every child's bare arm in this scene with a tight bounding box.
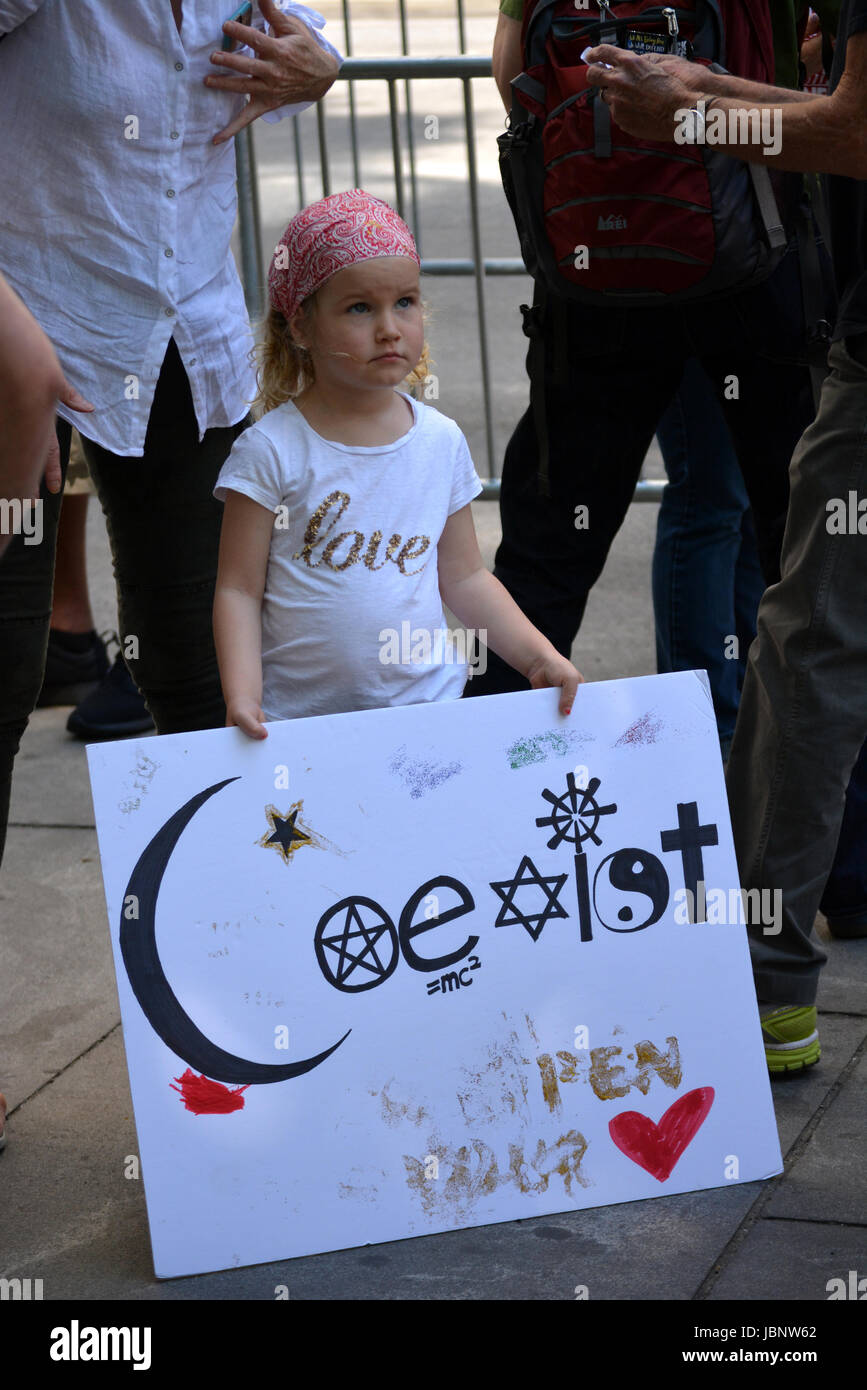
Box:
[214,489,276,739]
[437,505,583,714]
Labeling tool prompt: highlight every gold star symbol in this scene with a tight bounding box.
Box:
[259,802,313,864]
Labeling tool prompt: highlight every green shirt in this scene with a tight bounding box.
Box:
[497,1,842,90]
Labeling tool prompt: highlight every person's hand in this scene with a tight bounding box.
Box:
[226,696,268,739]
[207,0,339,145]
[42,380,94,495]
[801,11,825,80]
[0,275,94,561]
[592,50,710,96]
[525,653,584,716]
[584,44,698,142]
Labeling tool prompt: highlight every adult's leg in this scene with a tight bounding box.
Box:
[733,508,765,696]
[49,492,94,633]
[819,735,867,932]
[726,337,867,1004]
[468,293,685,696]
[0,420,70,866]
[81,341,247,736]
[694,238,820,587]
[652,357,751,754]
[36,440,110,708]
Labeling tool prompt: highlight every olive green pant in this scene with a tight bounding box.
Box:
[726,336,867,1004]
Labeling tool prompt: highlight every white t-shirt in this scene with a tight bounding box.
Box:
[214,393,483,720]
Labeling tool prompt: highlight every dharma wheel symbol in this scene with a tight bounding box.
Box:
[535,772,617,850]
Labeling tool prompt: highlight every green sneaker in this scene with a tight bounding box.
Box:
[760,1004,820,1075]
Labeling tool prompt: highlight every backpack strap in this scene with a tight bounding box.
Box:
[524,0,569,67]
[597,0,618,45]
[521,292,552,498]
[808,170,833,250]
[593,88,613,159]
[795,188,834,409]
[522,283,571,498]
[511,72,546,108]
[747,164,787,250]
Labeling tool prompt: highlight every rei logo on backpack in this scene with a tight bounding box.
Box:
[498,0,788,306]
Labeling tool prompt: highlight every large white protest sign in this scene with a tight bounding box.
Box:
[87,672,781,1278]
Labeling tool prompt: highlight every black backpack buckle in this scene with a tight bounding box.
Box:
[520,302,545,340]
[812,318,833,344]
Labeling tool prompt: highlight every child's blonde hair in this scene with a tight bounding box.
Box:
[253,297,433,417]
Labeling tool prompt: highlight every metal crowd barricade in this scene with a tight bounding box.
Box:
[233,45,665,504]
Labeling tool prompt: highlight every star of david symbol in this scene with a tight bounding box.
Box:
[489,856,569,941]
[535,773,617,850]
[314,897,399,993]
[259,802,311,864]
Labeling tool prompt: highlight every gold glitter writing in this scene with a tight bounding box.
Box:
[294,491,431,576]
[534,1035,682,1110]
[363,531,402,571]
[394,536,430,574]
[323,530,365,570]
[294,490,350,568]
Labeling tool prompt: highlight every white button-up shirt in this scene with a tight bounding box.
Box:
[0,1,340,455]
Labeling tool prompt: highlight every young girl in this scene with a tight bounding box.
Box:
[213,189,582,735]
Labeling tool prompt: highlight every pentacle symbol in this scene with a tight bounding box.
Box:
[489,856,569,941]
[535,773,617,850]
[259,802,312,864]
[314,897,400,993]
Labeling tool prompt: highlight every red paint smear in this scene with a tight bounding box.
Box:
[608,1086,715,1183]
[615,711,663,748]
[170,1069,249,1115]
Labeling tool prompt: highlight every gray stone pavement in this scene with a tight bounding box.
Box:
[1,1,865,1307]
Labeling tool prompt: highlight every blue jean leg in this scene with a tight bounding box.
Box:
[653,358,765,753]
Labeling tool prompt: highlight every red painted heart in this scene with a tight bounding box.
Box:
[608,1087,715,1182]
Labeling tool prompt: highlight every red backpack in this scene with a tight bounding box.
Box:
[499,0,788,305]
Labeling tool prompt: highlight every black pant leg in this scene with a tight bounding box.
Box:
[702,351,815,587]
[80,341,248,736]
[0,421,70,867]
[469,295,685,696]
[692,237,826,586]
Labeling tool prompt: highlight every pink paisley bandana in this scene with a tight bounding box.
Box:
[268,189,420,322]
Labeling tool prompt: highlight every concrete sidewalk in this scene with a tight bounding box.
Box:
[1,495,864,1302]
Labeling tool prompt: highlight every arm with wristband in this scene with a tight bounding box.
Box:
[586,30,867,175]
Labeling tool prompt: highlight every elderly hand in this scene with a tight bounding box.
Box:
[584,44,699,142]
[207,0,339,145]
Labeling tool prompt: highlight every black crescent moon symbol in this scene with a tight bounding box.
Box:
[120,777,350,1084]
